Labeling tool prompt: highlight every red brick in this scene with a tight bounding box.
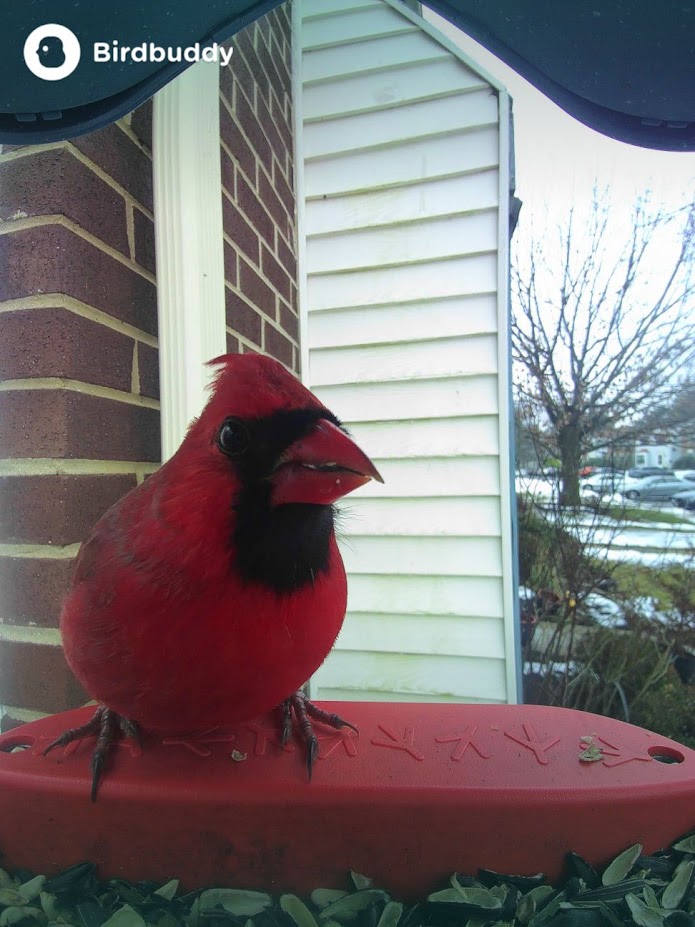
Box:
[0,556,75,628]
[137,342,160,400]
[222,196,260,264]
[0,149,129,255]
[259,171,290,240]
[220,101,256,183]
[0,390,161,462]
[271,89,293,151]
[279,302,299,341]
[257,13,272,45]
[225,289,262,345]
[0,474,136,546]
[0,640,88,714]
[220,62,234,108]
[225,331,241,354]
[261,243,292,301]
[0,224,157,335]
[0,308,134,391]
[257,93,286,163]
[235,93,273,174]
[264,322,293,367]
[133,208,156,275]
[256,30,289,104]
[277,234,297,278]
[237,172,274,245]
[230,47,256,107]
[273,160,295,214]
[224,239,238,287]
[130,101,153,152]
[220,148,235,200]
[233,25,256,66]
[71,124,153,211]
[239,258,275,314]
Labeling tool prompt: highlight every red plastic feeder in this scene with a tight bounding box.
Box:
[0,702,693,898]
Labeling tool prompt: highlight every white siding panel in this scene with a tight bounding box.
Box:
[354,456,501,496]
[303,32,449,84]
[308,254,498,310]
[302,7,416,51]
[318,688,502,703]
[298,0,512,705]
[336,612,506,658]
[303,58,487,120]
[304,128,499,197]
[350,417,500,458]
[314,376,500,422]
[347,574,504,618]
[310,334,498,385]
[305,171,499,234]
[306,210,498,272]
[340,497,501,537]
[304,91,497,158]
[340,535,502,576]
[309,296,498,348]
[314,650,507,701]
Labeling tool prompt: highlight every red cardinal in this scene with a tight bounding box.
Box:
[46,353,383,798]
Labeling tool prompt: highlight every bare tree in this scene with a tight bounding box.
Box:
[512,192,695,504]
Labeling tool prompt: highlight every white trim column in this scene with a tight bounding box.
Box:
[153,60,227,460]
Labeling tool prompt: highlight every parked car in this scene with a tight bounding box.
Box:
[622,475,686,501]
[672,488,695,511]
[583,470,626,494]
[627,466,675,479]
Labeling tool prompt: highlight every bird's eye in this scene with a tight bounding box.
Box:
[217,418,249,457]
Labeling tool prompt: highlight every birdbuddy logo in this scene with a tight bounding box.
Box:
[24,24,81,81]
[23,23,234,81]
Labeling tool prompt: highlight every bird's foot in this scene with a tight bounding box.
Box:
[278,691,357,781]
[43,705,141,801]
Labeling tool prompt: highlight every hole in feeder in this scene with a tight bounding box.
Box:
[0,737,34,754]
[648,745,685,764]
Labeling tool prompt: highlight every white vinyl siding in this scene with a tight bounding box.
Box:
[295,0,517,703]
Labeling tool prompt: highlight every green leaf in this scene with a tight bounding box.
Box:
[153,882,179,902]
[280,895,319,927]
[626,894,666,927]
[318,891,390,922]
[375,901,403,927]
[673,838,695,855]
[602,845,643,885]
[198,890,271,918]
[572,879,647,905]
[663,862,695,910]
[644,887,661,909]
[310,892,348,911]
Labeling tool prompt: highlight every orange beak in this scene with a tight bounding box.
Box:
[270,419,383,506]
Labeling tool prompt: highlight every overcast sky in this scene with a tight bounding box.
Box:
[425,10,695,220]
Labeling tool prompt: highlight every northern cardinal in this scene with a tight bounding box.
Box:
[45,353,383,798]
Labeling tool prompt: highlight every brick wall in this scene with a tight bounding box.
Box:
[221,2,299,372]
[0,102,159,728]
[0,4,299,727]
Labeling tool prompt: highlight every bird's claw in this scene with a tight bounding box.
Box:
[278,691,357,781]
[43,705,140,802]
